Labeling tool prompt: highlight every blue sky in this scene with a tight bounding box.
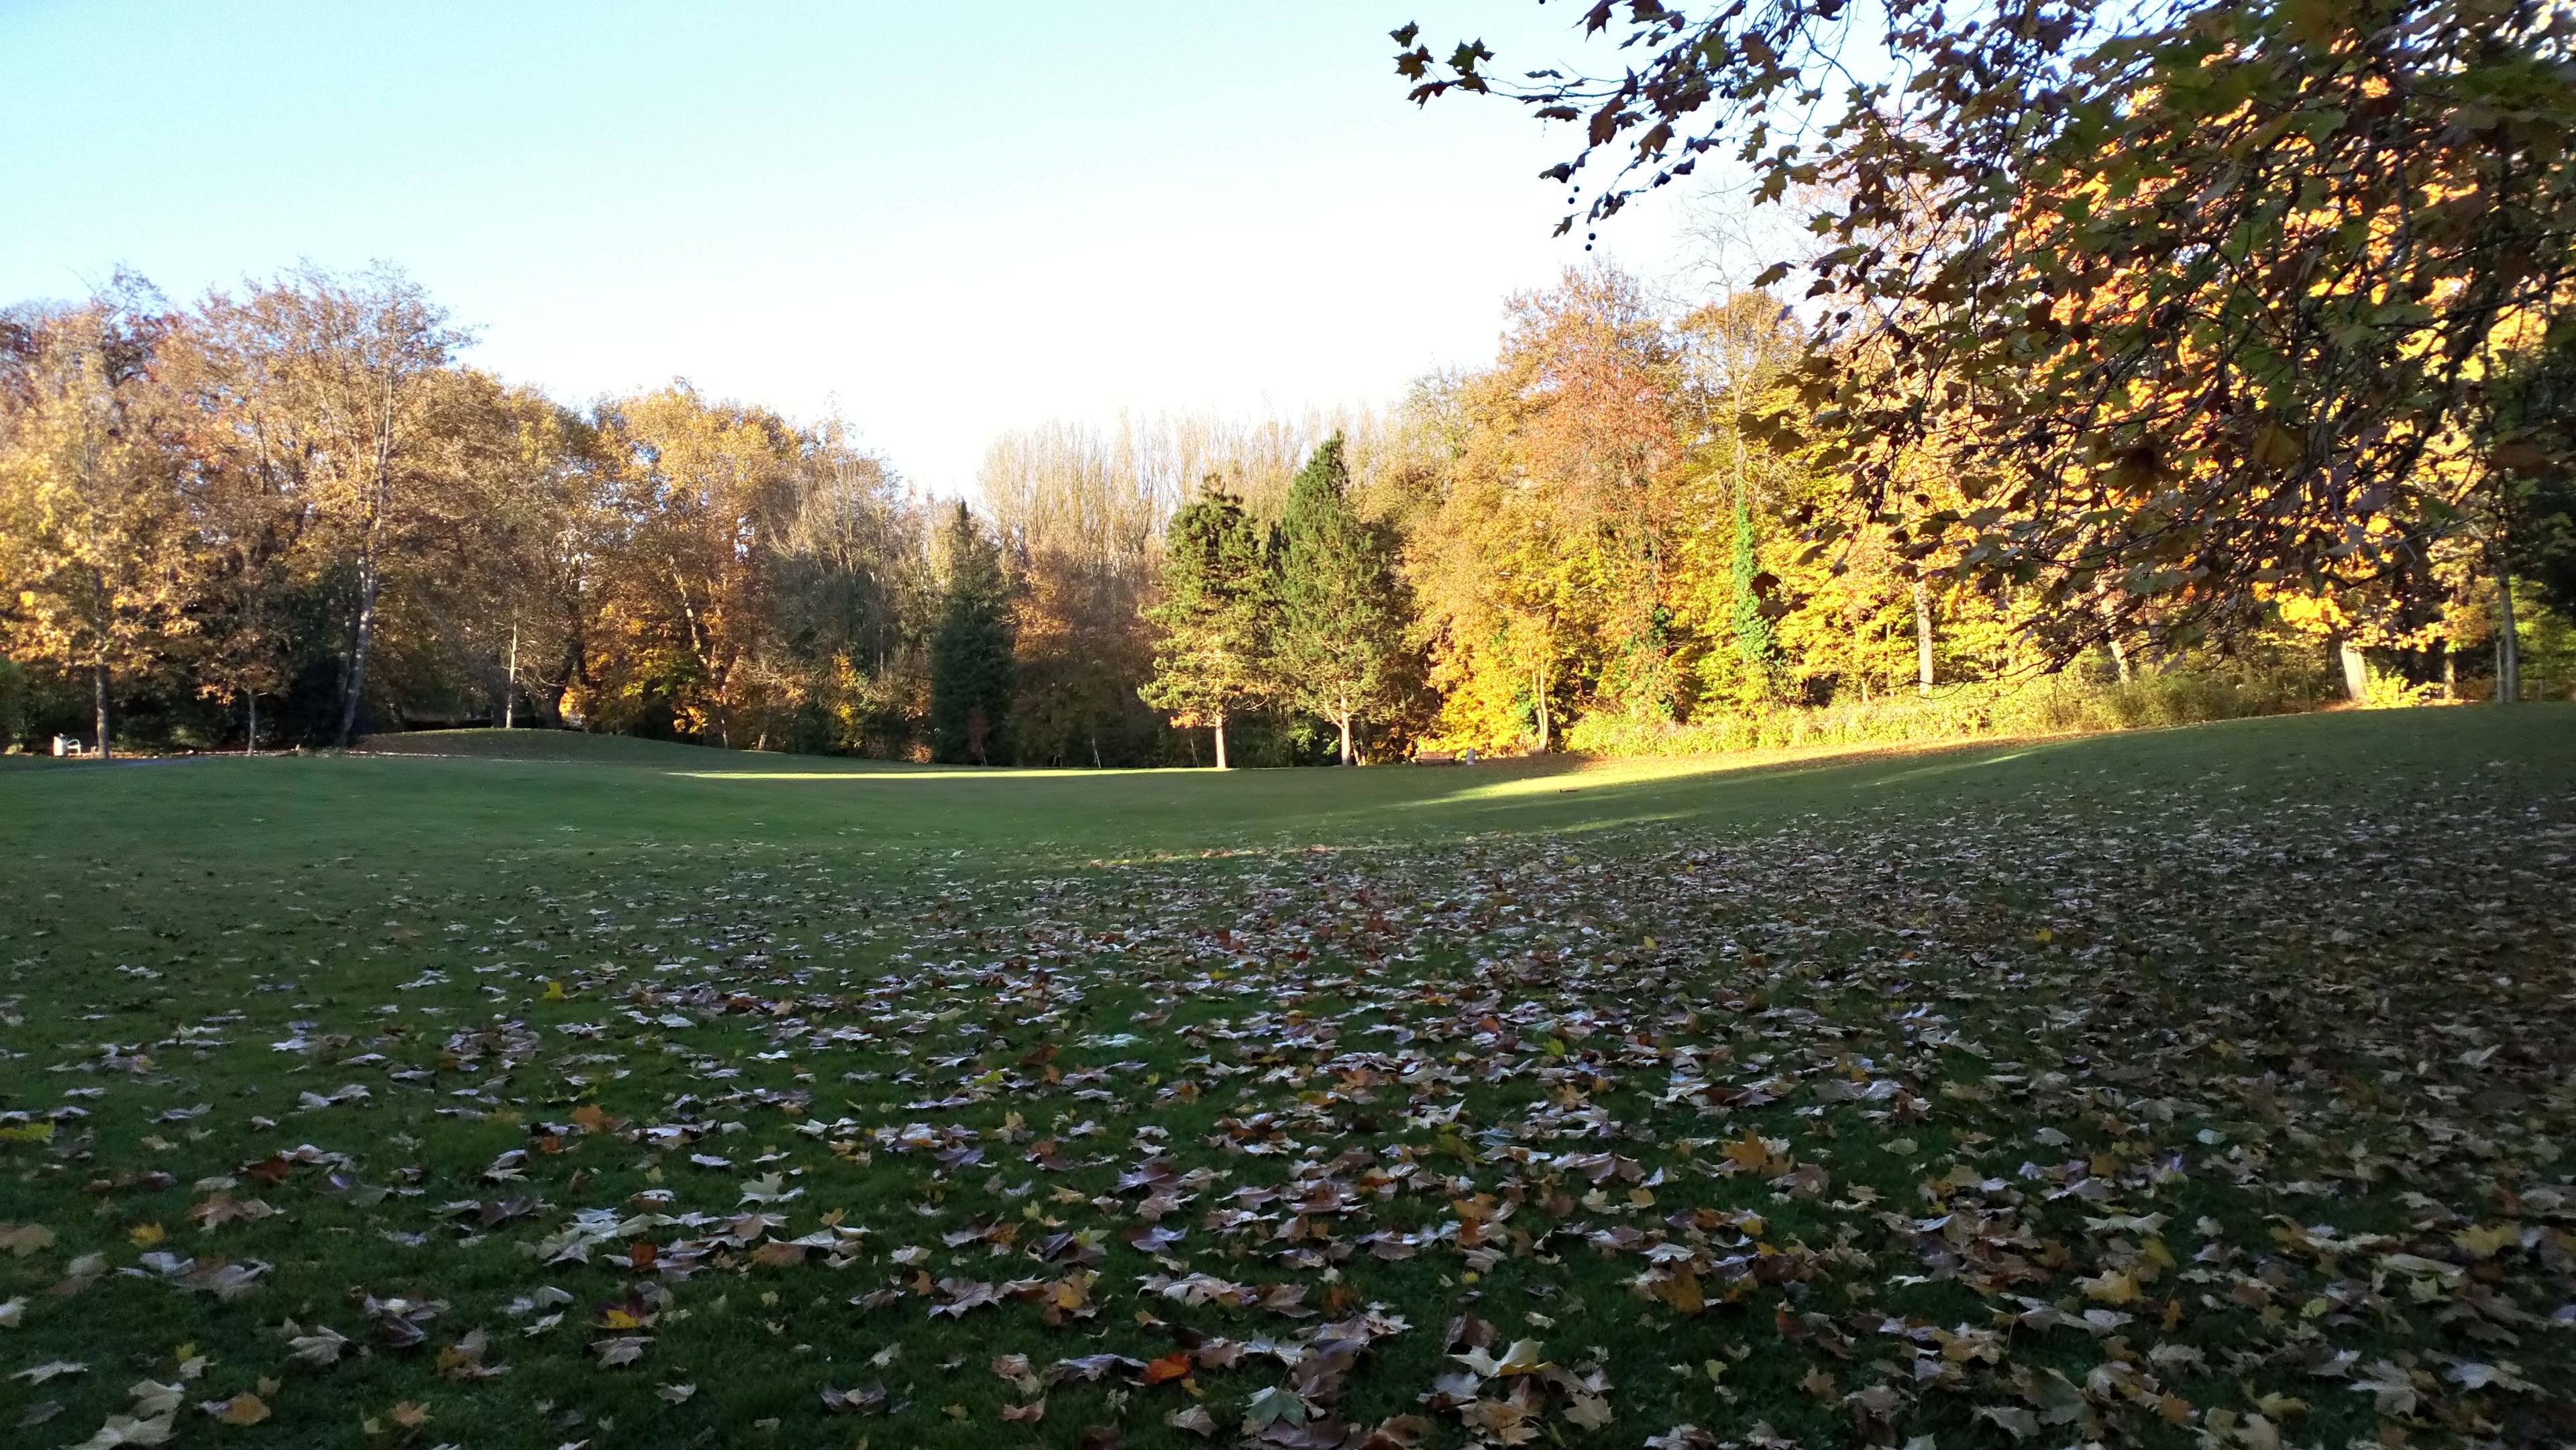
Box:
[1,1,1713,493]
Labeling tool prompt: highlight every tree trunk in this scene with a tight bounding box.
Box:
[337,371,396,749]
[503,621,518,729]
[1338,711,1354,766]
[245,687,257,756]
[93,655,111,761]
[2107,634,2132,685]
[1213,713,1229,770]
[336,548,378,746]
[2497,574,2520,704]
[1912,582,1935,696]
[1089,729,1102,770]
[2337,636,2369,703]
[1851,613,1872,703]
[1533,658,1551,753]
[2440,642,2456,701]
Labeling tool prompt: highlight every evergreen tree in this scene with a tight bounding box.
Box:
[1275,435,1410,764]
[1728,476,1776,682]
[928,501,1014,765]
[1139,485,1271,769]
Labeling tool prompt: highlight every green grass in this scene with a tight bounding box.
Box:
[2,709,2571,1449]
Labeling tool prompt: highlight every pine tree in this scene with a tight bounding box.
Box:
[928,502,1015,765]
[1274,436,1409,764]
[1139,486,1271,768]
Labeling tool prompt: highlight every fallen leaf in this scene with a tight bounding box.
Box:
[201,1394,269,1426]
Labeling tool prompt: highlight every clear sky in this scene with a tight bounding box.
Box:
[1,1,1712,495]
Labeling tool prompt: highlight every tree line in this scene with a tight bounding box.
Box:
[1393,0,2576,717]
[5,258,2571,765]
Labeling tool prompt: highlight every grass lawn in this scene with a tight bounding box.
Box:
[1,707,2571,1449]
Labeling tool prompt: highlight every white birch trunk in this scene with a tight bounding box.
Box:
[2497,575,2520,704]
[1912,582,1935,697]
[93,656,110,761]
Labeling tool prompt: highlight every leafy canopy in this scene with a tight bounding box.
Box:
[1396,0,2576,652]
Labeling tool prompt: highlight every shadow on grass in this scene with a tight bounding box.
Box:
[644,705,2576,853]
[15,705,2567,869]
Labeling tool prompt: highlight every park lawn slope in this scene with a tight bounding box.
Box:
[0,707,2570,1449]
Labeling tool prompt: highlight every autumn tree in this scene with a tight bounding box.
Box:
[928,501,1015,765]
[1405,268,1689,749]
[1,266,958,757]
[1274,435,1411,764]
[761,437,928,754]
[211,266,464,744]
[1678,293,1801,706]
[1397,0,2576,662]
[1140,486,1273,769]
[585,385,802,745]
[979,422,1166,767]
[164,323,298,751]
[0,280,191,758]
[474,391,601,731]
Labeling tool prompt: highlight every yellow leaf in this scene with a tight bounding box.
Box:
[212,1392,271,1426]
[129,1223,166,1248]
[1721,1130,1783,1174]
[2252,1392,2307,1420]
[1652,1272,1704,1316]
[2455,1223,2517,1258]
[2081,1269,2141,1305]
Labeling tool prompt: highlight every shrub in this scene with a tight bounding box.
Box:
[1560,669,2333,760]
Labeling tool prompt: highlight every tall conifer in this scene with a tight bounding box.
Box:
[1274,436,1409,764]
[1139,486,1271,768]
[928,501,1014,765]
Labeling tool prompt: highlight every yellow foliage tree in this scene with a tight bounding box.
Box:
[0,290,193,757]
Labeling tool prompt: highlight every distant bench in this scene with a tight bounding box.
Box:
[1411,749,1481,765]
